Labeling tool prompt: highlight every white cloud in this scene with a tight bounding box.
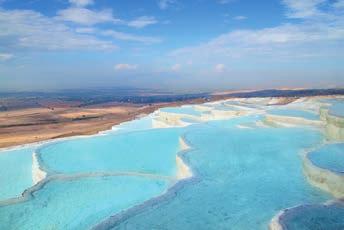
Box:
[158,0,176,10]
[282,0,326,18]
[333,0,344,8]
[0,9,116,51]
[75,27,96,33]
[0,53,13,61]
[171,63,181,71]
[170,14,344,61]
[233,15,247,20]
[168,0,344,74]
[102,30,161,44]
[56,7,121,25]
[215,64,225,73]
[115,63,138,71]
[69,0,94,7]
[128,16,158,28]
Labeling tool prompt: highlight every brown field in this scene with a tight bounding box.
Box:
[0,99,209,148]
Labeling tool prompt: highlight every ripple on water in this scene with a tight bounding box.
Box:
[0,176,170,230]
[308,144,344,174]
[37,128,183,176]
[102,117,330,230]
[0,147,34,200]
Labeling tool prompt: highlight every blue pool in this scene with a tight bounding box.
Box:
[269,109,319,120]
[0,147,34,200]
[278,202,344,230]
[329,101,344,118]
[38,128,182,176]
[104,117,330,230]
[308,144,344,174]
[0,176,170,230]
[1,100,343,230]
[160,106,201,116]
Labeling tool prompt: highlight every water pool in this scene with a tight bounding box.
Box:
[160,106,201,116]
[329,101,344,118]
[1,102,342,229]
[0,176,170,230]
[103,117,330,230]
[180,117,199,124]
[308,144,344,174]
[268,109,319,120]
[113,115,153,134]
[278,202,344,230]
[38,128,182,176]
[0,147,34,200]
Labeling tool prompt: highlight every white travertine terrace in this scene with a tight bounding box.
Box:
[324,113,344,141]
[153,111,197,127]
[179,137,191,151]
[194,104,213,112]
[269,210,285,230]
[152,117,174,128]
[176,137,192,180]
[176,156,192,180]
[32,152,47,184]
[264,114,324,128]
[302,151,344,199]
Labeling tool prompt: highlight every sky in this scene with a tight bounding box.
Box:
[0,0,343,92]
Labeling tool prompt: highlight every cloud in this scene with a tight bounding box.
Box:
[0,9,116,51]
[158,0,176,10]
[75,27,96,33]
[282,0,326,18]
[102,30,161,43]
[56,7,121,25]
[170,3,344,62]
[0,53,13,61]
[114,63,138,71]
[69,0,94,7]
[171,63,181,71]
[215,64,225,73]
[128,16,158,28]
[333,0,344,8]
[233,15,247,20]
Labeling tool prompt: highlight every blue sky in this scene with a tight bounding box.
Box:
[0,0,343,92]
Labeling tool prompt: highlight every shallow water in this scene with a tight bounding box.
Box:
[160,106,201,116]
[109,117,330,230]
[0,99,342,230]
[0,176,170,230]
[38,128,182,176]
[329,101,344,117]
[113,115,154,133]
[280,202,344,230]
[269,108,319,120]
[308,144,344,173]
[0,147,34,200]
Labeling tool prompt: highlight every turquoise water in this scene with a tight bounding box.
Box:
[308,144,344,173]
[269,109,319,120]
[38,128,182,176]
[213,104,239,111]
[329,101,344,117]
[0,147,34,200]
[114,115,153,133]
[279,202,344,230]
[225,101,262,109]
[1,100,343,229]
[0,176,170,230]
[160,106,201,116]
[180,117,199,124]
[108,117,330,230]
